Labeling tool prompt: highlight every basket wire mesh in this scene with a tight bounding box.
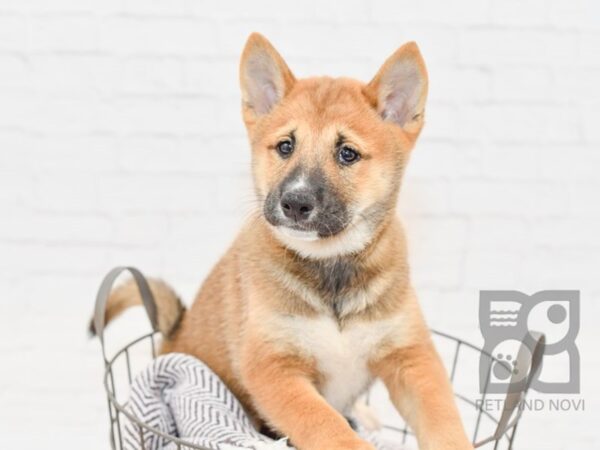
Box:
[94,267,543,450]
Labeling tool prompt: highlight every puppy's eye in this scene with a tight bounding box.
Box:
[276,139,294,158]
[338,145,360,165]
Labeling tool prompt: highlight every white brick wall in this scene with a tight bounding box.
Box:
[0,1,598,448]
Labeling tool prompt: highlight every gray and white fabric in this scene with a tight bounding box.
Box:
[123,353,401,450]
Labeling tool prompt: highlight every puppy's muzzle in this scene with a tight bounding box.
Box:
[280,190,316,223]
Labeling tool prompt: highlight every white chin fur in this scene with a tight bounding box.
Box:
[275,227,320,242]
[272,219,373,259]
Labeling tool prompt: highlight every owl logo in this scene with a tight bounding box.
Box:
[479,290,579,394]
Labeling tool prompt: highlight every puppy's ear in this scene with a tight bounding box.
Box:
[365,42,428,135]
[240,33,295,117]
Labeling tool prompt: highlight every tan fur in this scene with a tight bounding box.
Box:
[100,33,472,449]
[94,278,184,338]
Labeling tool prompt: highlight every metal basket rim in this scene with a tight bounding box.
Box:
[95,266,540,450]
[101,329,523,449]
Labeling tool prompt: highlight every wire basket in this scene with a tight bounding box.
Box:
[93,267,544,450]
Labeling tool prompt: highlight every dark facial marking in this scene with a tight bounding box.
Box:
[263,166,350,237]
[307,167,349,237]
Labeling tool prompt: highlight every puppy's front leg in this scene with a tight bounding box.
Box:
[371,341,473,450]
[241,341,374,450]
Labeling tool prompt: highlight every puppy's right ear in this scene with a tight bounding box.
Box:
[240,33,295,118]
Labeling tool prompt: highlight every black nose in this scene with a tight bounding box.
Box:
[280,191,315,222]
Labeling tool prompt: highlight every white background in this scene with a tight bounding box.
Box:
[0,0,598,449]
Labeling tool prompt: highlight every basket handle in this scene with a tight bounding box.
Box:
[474,331,545,448]
[93,266,159,362]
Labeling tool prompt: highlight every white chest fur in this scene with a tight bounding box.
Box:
[271,315,403,414]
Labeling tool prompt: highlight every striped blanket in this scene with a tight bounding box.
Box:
[123,353,402,450]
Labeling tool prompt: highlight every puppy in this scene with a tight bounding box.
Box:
[100,33,472,450]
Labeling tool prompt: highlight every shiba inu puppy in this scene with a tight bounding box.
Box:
[99,33,472,450]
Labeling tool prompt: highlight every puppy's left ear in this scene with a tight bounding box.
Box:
[365,42,428,136]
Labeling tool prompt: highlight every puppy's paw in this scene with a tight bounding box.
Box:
[351,399,381,431]
[327,437,376,450]
[422,441,473,450]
